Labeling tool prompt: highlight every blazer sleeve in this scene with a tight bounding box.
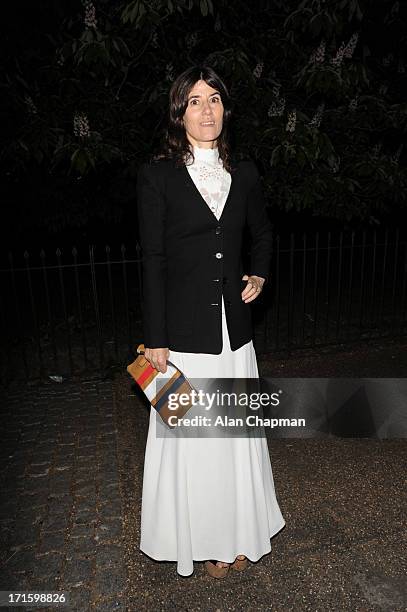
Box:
[246,161,273,282]
[137,162,168,348]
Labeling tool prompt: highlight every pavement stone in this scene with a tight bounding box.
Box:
[0,372,406,611]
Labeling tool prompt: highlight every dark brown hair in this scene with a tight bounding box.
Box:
[152,65,235,173]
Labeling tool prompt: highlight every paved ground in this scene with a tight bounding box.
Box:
[257,335,407,377]
[0,364,406,611]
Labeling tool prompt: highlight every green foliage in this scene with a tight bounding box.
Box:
[1,0,406,232]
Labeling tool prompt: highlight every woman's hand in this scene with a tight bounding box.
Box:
[241,274,265,303]
[144,347,170,373]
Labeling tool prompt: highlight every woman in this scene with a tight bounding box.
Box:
[136,65,285,578]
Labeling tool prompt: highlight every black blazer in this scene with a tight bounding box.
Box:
[136,156,272,354]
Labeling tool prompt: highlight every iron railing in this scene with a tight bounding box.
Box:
[1,227,406,383]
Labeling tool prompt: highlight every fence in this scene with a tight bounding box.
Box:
[1,227,406,383]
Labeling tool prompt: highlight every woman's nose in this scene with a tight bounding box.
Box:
[202,101,212,114]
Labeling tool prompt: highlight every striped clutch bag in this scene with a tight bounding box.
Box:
[127,344,197,428]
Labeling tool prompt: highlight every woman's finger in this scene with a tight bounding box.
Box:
[242,278,263,302]
[156,359,167,373]
[242,282,260,299]
[144,348,169,373]
[241,281,255,296]
[243,291,259,303]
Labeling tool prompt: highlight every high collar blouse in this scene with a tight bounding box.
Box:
[185,145,232,221]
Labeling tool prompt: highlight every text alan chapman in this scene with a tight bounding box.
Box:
[168,414,306,428]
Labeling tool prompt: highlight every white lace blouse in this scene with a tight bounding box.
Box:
[186,145,231,220]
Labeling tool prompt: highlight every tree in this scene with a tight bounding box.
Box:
[1,0,406,239]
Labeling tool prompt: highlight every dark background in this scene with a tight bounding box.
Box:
[1,0,406,252]
[1,0,406,382]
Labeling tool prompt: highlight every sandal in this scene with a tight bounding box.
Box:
[204,559,231,579]
[231,555,248,571]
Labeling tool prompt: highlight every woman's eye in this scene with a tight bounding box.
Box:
[189,97,220,105]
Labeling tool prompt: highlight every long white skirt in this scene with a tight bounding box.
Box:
[139,298,286,576]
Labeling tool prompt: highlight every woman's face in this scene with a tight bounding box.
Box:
[182,79,224,149]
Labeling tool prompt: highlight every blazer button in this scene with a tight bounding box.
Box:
[225,300,232,307]
[222,277,228,285]
[215,252,223,259]
[215,226,222,235]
